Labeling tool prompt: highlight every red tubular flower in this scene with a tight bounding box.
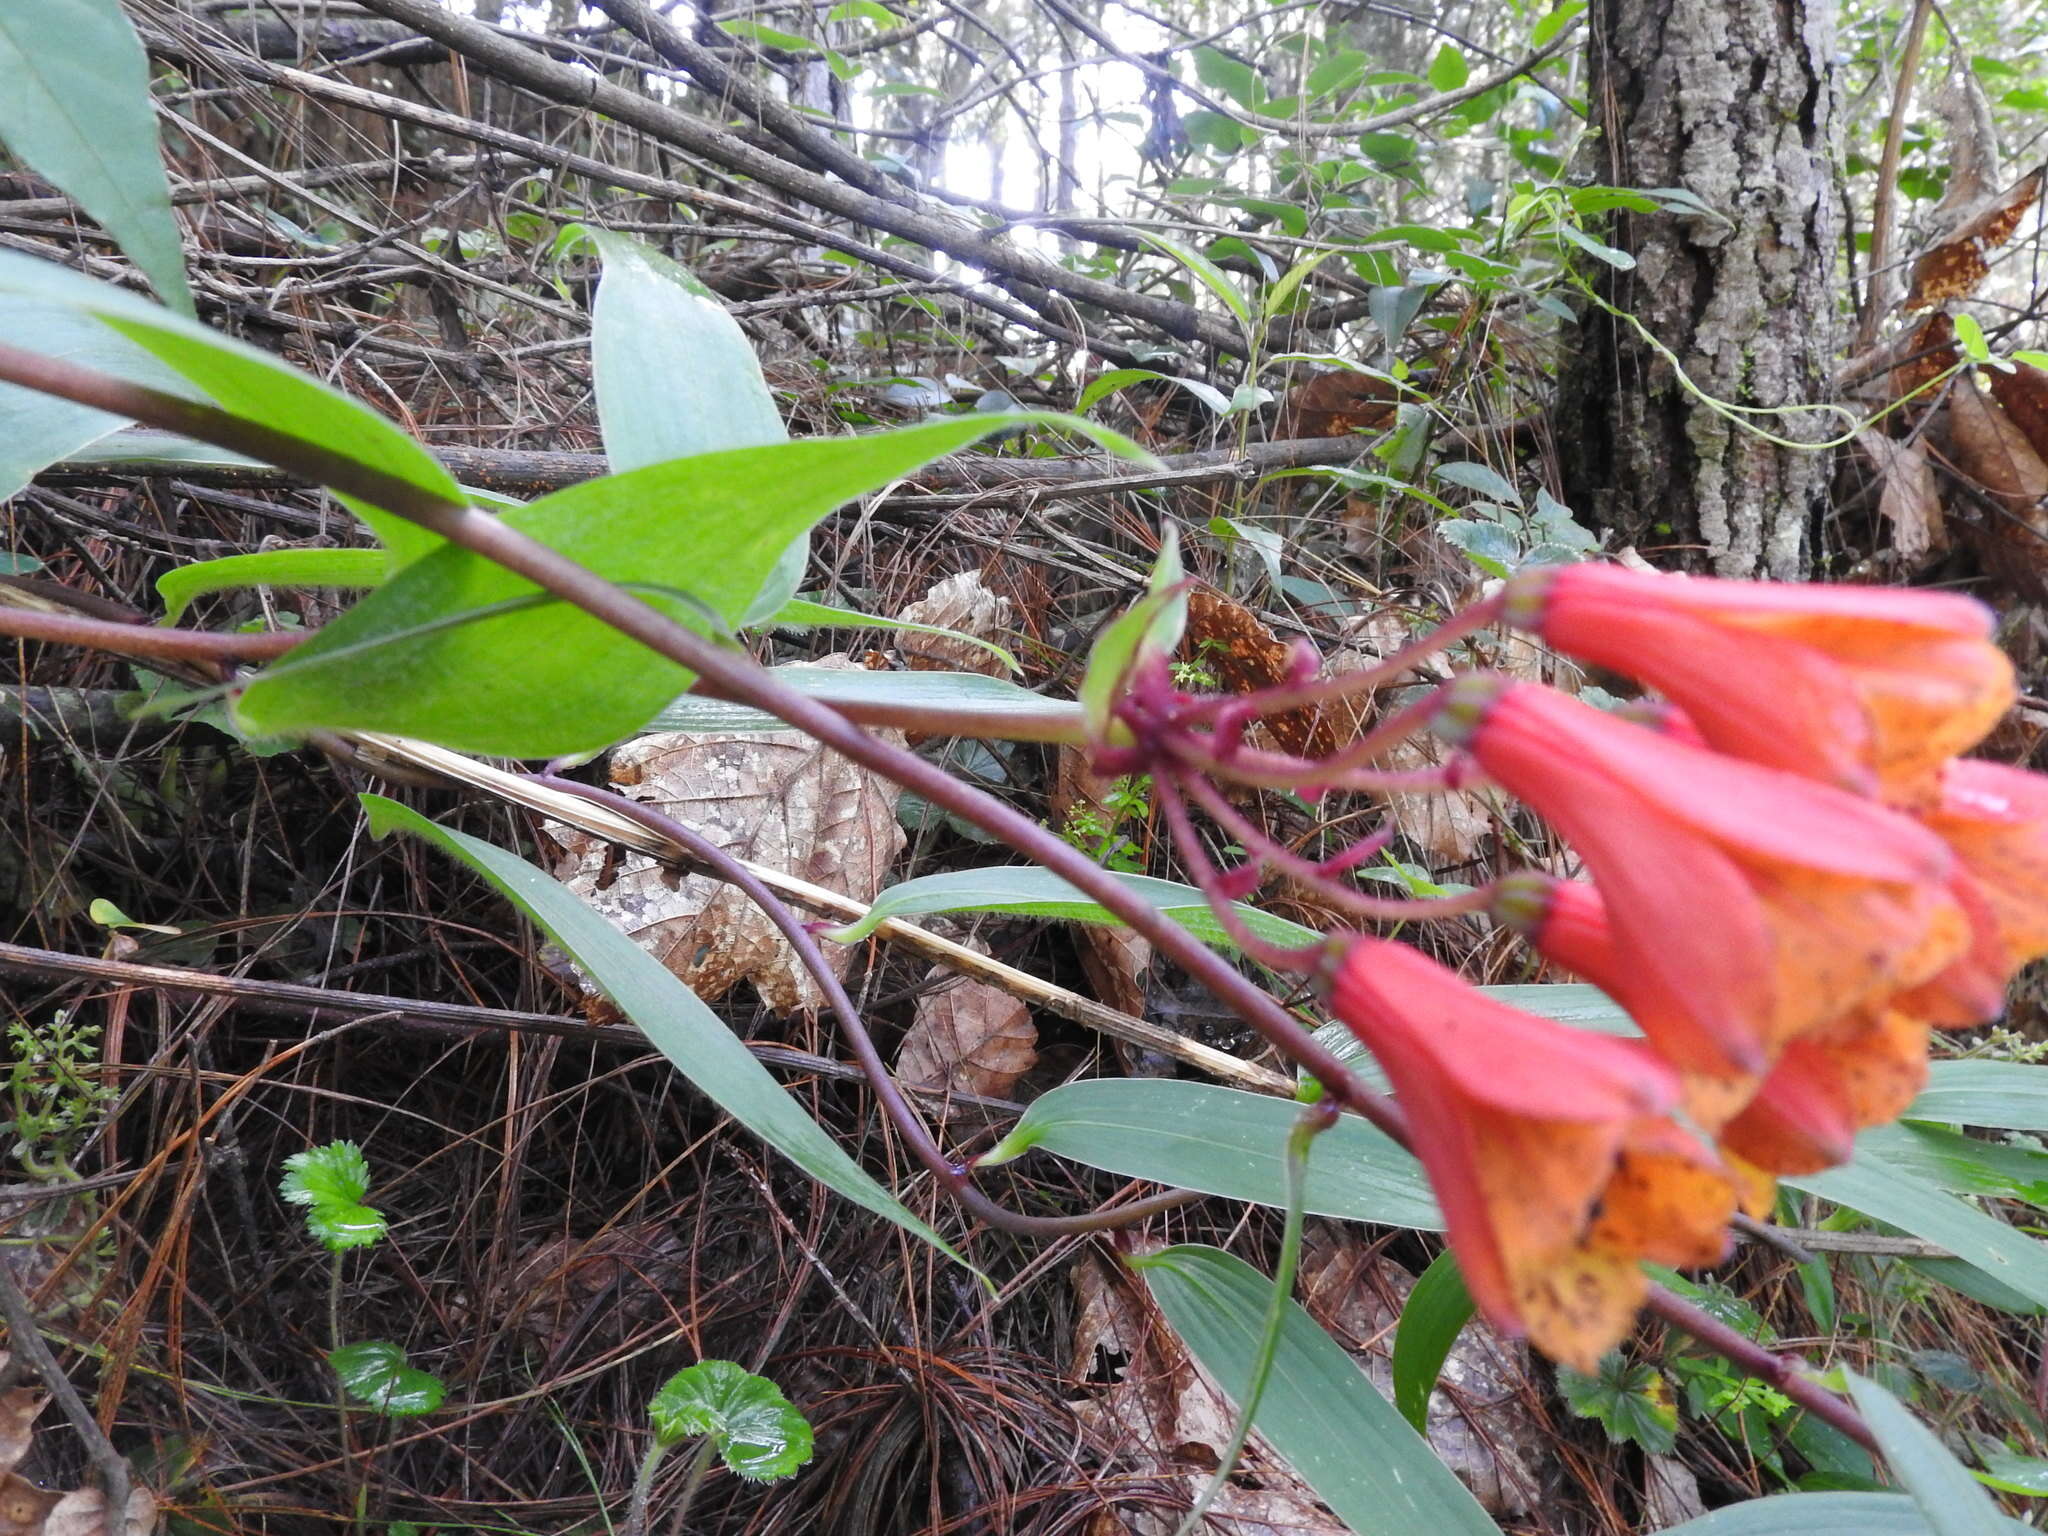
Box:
[1502,565,2014,802]
[1329,938,1730,1368]
[1448,679,1967,1087]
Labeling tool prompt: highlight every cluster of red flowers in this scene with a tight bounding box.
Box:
[1324,566,2048,1367]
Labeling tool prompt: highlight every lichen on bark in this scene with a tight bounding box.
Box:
[1564,0,1840,578]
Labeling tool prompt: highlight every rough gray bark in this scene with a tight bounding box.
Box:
[1563,0,1839,578]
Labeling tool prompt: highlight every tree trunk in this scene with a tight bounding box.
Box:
[1562,0,1839,578]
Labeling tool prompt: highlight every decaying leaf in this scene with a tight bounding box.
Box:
[0,1361,154,1536]
[1378,739,1497,871]
[1888,311,1960,405]
[30,1487,156,1536]
[550,671,906,1015]
[894,570,1014,676]
[495,1223,692,1351]
[1066,1256,1347,1536]
[1989,360,2048,463]
[0,1378,38,1480]
[897,966,1037,1100]
[1938,379,2048,598]
[1295,1227,1554,1518]
[1853,429,1946,561]
[1905,165,2045,311]
[1943,376,2048,513]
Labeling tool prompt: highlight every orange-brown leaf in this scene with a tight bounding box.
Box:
[1280,370,1399,438]
[1988,360,2048,467]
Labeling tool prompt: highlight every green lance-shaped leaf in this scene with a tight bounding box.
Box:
[580,229,808,626]
[1661,1492,2030,1535]
[0,0,194,315]
[1841,1370,2014,1536]
[649,1361,814,1483]
[158,548,389,623]
[1390,1249,1476,1432]
[1079,527,1189,744]
[360,797,968,1271]
[0,249,460,565]
[980,1079,1439,1230]
[640,665,1081,740]
[822,865,1320,949]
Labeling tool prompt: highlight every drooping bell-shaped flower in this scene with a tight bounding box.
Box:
[1446,679,1968,1087]
[1501,565,2014,802]
[1328,937,1731,1368]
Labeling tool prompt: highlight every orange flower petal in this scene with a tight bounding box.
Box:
[1516,1248,1648,1373]
[1721,1010,1931,1176]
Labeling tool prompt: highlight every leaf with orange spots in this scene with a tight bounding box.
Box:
[1905,165,2045,310]
[1182,586,1362,758]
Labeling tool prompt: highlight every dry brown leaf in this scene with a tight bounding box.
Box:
[33,1488,155,1536]
[1906,165,2045,310]
[0,1380,37,1482]
[1854,429,1946,561]
[893,570,1013,677]
[1889,311,1960,405]
[1379,739,1496,871]
[1943,379,2048,512]
[1942,379,2048,599]
[550,671,906,1015]
[897,967,1037,1099]
[496,1223,691,1350]
[1829,297,1955,411]
[0,1368,154,1536]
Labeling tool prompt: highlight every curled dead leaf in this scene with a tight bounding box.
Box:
[1279,370,1399,439]
[1940,378,2048,597]
[894,570,1014,677]
[0,1367,154,1536]
[1989,360,2048,464]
